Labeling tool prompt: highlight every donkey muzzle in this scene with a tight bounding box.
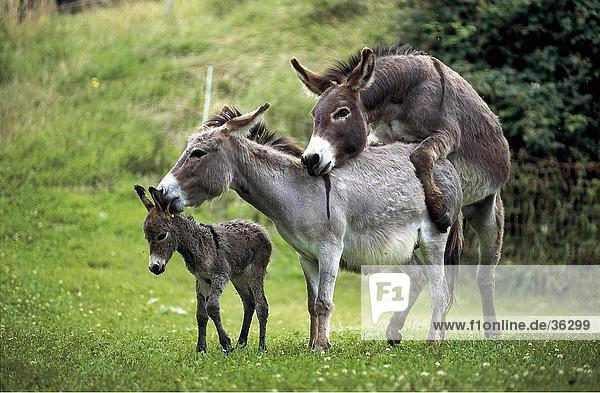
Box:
[149,255,166,275]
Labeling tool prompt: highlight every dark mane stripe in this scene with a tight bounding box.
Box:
[323,43,427,83]
[203,106,303,157]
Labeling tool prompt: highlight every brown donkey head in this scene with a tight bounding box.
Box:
[291,48,375,176]
[134,185,179,275]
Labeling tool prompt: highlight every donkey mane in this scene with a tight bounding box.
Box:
[323,43,427,83]
[203,106,303,157]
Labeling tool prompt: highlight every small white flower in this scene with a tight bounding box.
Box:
[437,370,447,376]
[419,371,430,376]
[482,362,491,368]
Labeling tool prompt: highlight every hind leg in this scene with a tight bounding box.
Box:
[231,275,255,349]
[410,128,459,233]
[247,265,268,351]
[386,253,427,345]
[469,193,504,338]
[419,217,450,344]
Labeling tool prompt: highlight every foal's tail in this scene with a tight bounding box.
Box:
[444,210,463,313]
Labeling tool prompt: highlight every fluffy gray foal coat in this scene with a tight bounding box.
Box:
[135,185,271,352]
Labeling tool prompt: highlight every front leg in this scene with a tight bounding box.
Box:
[206,276,233,353]
[195,279,210,352]
[410,127,459,233]
[299,255,319,348]
[314,247,343,352]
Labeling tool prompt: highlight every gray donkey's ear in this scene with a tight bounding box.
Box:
[221,103,270,137]
[134,185,154,211]
[290,57,334,96]
[148,186,165,212]
[346,47,375,91]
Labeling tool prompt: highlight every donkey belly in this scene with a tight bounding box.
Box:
[341,223,420,269]
[450,148,510,206]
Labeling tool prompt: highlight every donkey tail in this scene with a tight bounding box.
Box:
[444,210,463,313]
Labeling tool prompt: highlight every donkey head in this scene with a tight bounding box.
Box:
[135,184,179,275]
[291,48,375,176]
[156,103,270,212]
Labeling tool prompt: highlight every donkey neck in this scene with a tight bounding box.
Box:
[224,137,319,224]
[171,215,216,268]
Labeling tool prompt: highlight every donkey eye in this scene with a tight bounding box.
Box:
[157,232,168,241]
[189,149,207,159]
[333,107,350,120]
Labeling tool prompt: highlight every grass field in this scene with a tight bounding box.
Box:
[1,1,598,391]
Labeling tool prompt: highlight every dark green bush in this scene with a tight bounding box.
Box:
[394,0,599,162]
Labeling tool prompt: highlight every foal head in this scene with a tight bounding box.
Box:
[156,103,271,213]
[291,48,375,176]
[135,185,179,275]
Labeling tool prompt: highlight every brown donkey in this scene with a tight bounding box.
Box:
[291,44,510,234]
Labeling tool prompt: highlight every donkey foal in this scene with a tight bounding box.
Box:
[134,185,271,353]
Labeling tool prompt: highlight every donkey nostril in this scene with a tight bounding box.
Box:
[300,155,307,167]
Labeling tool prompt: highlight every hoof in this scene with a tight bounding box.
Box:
[196,345,207,353]
[484,331,502,340]
[426,338,443,346]
[311,339,331,353]
[259,343,268,352]
[433,212,453,233]
[236,340,247,349]
[387,332,403,346]
[221,338,234,354]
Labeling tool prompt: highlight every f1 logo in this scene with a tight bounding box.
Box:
[368,273,411,323]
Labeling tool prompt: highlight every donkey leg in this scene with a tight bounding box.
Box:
[386,253,427,345]
[410,128,458,233]
[314,247,342,352]
[206,276,233,353]
[469,193,504,339]
[230,276,255,349]
[195,279,210,352]
[299,255,319,348]
[247,266,268,352]
[419,218,450,344]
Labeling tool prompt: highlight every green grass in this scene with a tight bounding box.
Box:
[0,1,598,391]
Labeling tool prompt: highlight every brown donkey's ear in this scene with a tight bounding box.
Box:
[134,185,154,211]
[346,47,375,91]
[222,103,270,137]
[290,58,334,96]
[148,186,165,212]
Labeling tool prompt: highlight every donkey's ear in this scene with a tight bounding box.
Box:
[291,58,334,96]
[222,103,270,137]
[148,186,165,212]
[134,184,154,211]
[346,47,375,91]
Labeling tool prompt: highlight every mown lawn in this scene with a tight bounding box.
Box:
[1,1,598,391]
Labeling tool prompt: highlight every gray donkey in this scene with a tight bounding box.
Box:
[134,185,271,352]
[291,44,510,232]
[155,104,464,351]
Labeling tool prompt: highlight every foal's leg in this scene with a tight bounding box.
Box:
[247,265,268,352]
[230,276,255,349]
[419,218,450,344]
[386,253,427,345]
[299,255,319,348]
[410,127,459,233]
[469,193,504,338]
[195,279,210,352]
[206,276,233,352]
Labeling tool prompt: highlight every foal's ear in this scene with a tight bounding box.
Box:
[148,186,165,212]
[290,57,334,96]
[222,103,270,137]
[346,47,375,91]
[134,184,154,211]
